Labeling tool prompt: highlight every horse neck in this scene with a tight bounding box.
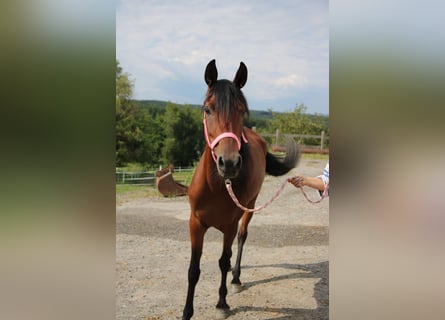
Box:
[203,146,223,188]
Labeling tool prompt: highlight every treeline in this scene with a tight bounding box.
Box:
[116,61,328,168]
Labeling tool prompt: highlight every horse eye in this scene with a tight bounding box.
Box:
[203,106,211,115]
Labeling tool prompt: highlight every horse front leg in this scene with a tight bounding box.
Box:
[182,216,206,320]
[216,226,237,316]
[231,210,253,287]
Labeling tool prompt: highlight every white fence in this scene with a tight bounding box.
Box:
[116,167,194,185]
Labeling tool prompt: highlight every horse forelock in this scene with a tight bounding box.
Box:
[206,80,249,127]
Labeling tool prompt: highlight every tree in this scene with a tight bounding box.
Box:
[116,60,133,113]
[116,60,164,166]
[116,60,136,165]
[162,103,204,166]
[268,103,324,133]
[267,103,326,145]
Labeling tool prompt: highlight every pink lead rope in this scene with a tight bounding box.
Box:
[225,178,289,213]
[225,178,329,212]
[298,183,329,204]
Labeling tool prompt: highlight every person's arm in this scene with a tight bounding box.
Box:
[288,175,325,191]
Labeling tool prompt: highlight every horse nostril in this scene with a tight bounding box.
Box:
[218,156,225,168]
[235,155,242,170]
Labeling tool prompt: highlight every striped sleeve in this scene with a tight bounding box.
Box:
[316,161,329,196]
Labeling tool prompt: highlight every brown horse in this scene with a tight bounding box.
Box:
[182,59,300,320]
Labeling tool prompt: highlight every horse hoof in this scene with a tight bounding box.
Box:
[231,283,244,293]
[215,307,230,319]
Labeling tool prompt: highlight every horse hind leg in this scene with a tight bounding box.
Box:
[231,210,253,289]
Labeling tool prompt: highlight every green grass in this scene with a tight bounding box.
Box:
[301,153,329,161]
[116,184,153,194]
[171,169,195,186]
[116,184,160,205]
[116,184,160,197]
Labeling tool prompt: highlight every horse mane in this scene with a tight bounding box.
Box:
[206,79,250,126]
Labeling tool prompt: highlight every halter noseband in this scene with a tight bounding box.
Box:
[203,113,248,162]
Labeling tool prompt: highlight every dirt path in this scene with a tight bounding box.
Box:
[116,159,329,320]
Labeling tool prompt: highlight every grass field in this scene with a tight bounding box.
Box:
[301,153,329,161]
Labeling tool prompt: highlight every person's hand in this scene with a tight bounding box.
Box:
[288,176,306,188]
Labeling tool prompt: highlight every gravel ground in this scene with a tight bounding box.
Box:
[116,158,329,320]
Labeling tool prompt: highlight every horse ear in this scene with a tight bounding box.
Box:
[204,59,218,87]
[233,62,248,89]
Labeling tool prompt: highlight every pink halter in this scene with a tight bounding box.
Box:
[203,113,248,162]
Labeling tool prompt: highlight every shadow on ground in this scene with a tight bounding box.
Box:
[229,261,328,320]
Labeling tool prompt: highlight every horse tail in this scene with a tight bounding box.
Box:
[265,140,300,176]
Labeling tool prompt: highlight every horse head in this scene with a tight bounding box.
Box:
[203,59,249,179]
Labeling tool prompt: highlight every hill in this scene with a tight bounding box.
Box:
[132,99,275,120]
[131,99,328,133]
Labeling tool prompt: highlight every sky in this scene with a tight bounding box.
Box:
[116,0,329,115]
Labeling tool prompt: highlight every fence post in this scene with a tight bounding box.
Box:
[275,129,279,148]
[320,131,325,150]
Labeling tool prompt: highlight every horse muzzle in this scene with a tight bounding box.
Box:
[217,154,242,179]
